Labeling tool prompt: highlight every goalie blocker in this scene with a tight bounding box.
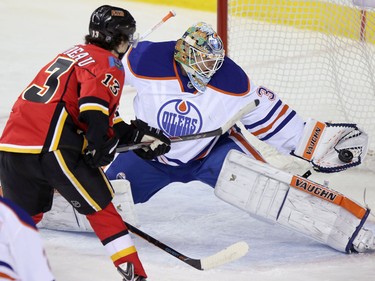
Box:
[215,150,375,253]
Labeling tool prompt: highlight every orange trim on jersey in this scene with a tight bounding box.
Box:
[173,59,195,93]
[252,104,289,136]
[290,175,367,219]
[229,129,266,163]
[206,76,251,96]
[0,272,16,280]
[194,148,211,160]
[0,201,38,232]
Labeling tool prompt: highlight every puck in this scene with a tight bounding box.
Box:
[338,149,353,163]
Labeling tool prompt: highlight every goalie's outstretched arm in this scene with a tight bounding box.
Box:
[241,87,369,173]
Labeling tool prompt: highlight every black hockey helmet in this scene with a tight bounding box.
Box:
[89,5,137,45]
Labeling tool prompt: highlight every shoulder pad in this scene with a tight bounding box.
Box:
[127,41,176,78]
[209,57,250,95]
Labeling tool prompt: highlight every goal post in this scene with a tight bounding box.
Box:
[217,0,375,153]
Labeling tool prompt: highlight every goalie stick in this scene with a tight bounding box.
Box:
[124,221,249,270]
[116,99,260,153]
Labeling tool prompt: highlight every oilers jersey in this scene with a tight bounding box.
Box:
[0,196,55,280]
[123,41,305,166]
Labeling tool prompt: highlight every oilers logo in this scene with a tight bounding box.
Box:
[157,99,202,136]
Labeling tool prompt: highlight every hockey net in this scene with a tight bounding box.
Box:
[217,0,375,211]
[217,0,375,161]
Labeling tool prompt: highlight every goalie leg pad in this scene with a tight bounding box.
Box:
[38,179,138,232]
[215,150,372,253]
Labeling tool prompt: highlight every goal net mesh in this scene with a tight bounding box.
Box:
[222,0,375,158]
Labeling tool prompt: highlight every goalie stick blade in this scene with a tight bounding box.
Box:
[124,221,249,270]
[116,99,260,153]
[199,241,249,270]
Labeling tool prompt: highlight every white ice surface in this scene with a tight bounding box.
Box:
[1,0,375,280]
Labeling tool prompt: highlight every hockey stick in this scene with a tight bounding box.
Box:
[116,99,260,153]
[139,10,176,41]
[124,221,249,270]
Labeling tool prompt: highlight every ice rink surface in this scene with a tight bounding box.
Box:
[1,0,375,280]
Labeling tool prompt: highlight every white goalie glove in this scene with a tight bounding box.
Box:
[293,118,369,173]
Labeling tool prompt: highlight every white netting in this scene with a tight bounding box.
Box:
[225,0,375,155]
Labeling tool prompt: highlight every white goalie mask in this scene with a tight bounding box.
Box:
[174,22,225,93]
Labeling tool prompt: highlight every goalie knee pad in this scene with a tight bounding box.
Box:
[215,150,373,253]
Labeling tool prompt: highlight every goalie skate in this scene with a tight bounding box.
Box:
[352,228,375,253]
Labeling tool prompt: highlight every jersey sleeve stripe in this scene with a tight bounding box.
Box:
[260,111,297,141]
[252,104,290,136]
[0,261,14,272]
[245,100,282,130]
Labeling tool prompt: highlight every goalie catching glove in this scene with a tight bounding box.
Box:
[115,119,171,160]
[292,118,369,173]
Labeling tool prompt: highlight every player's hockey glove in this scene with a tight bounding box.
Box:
[79,108,119,168]
[115,119,171,160]
[130,119,171,160]
[292,118,369,173]
[84,136,119,168]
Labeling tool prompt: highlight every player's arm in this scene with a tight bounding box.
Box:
[78,67,120,168]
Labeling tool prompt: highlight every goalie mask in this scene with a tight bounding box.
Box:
[89,5,139,56]
[174,22,225,93]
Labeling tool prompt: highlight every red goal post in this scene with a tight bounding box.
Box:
[216,0,375,155]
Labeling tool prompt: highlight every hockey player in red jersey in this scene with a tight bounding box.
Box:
[0,5,170,281]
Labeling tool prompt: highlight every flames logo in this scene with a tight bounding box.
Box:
[157,99,203,137]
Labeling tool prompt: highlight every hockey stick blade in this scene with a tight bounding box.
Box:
[116,99,260,153]
[124,221,249,270]
[199,241,249,270]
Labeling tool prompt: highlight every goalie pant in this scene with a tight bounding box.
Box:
[215,150,374,253]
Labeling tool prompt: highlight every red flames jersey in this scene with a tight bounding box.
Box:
[0,44,125,153]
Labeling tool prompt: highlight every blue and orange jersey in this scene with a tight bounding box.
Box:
[122,41,304,166]
[0,196,55,280]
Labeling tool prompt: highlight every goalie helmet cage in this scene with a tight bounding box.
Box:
[217,0,375,152]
